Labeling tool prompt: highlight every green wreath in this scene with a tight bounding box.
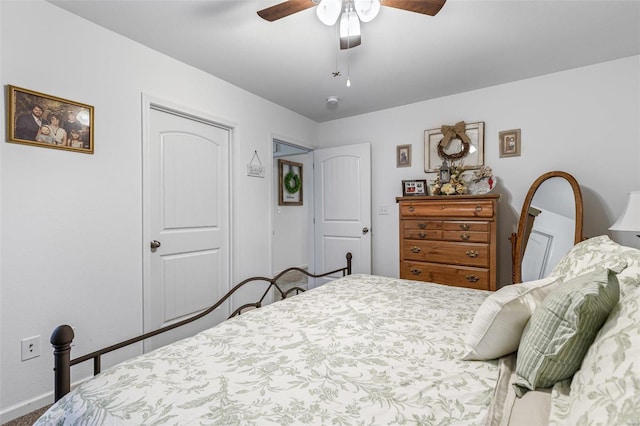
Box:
[284,171,301,194]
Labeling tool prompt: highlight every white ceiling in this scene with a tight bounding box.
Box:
[49,0,640,123]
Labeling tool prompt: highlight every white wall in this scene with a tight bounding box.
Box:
[317,56,640,285]
[0,1,318,420]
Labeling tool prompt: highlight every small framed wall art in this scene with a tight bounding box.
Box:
[6,85,94,154]
[499,129,521,158]
[402,179,427,196]
[396,144,411,167]
[278,159,303,206]
[424,121,484,172]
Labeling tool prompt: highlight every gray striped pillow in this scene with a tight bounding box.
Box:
[513,264,623,397]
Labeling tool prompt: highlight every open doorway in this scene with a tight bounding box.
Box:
[272,139,314,296]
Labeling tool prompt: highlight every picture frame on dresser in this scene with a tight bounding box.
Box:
[402,179,427,196]
[424,122,484,172]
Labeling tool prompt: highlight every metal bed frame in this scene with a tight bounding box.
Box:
[50,253,352,402]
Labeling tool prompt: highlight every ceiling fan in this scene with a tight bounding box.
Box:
[257,0,447,23]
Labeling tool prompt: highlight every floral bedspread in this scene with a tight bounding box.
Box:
[36,274,497,425]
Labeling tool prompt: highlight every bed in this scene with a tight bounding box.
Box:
[36,236,640,425]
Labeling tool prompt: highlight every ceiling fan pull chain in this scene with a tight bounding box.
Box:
[346,38,351,87]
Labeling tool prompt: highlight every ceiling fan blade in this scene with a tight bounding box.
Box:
[382,0,446,16]
[257,0,316,22]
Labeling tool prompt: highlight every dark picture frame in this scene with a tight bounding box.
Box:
[278,159,303,206]
[499,129,521,158]
[6,85,94,154]
[402,179,427,196]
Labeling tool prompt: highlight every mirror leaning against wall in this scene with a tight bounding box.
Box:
[511,171,584,283]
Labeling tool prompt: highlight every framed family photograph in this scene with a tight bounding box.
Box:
[396,144,411,167]
[499,129,521,158]
[278,159,303,206]
[6,85,94,154]
[402,179,427,196]
[424,121,484,172]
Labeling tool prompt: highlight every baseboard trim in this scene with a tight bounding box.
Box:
[0,392,52,424]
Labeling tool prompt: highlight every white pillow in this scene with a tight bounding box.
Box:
[462,276,560,360]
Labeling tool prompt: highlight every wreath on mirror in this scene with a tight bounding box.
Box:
[284,169,301,194]
[437,121,471,162]
[437,138,469,161]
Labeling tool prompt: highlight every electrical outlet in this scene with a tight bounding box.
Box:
[21,335,40,361]
[378,205,389,215]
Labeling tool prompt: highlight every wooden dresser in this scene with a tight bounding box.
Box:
[396,194,500,291]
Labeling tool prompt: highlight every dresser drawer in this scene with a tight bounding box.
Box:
[402,240,489,267]
[403,220,443,230]
[400,200,494,218]
[442,230,490,243]
[400,261,490,291]
[441,221,489,232]
[403,229,443,240]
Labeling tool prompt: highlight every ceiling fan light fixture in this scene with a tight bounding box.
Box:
[316,0,342,25]
[339,9,361,49]
[353,0,380,22]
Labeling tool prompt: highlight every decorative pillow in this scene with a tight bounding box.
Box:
[560,283,640,424]
[513,265,624,397]
[550,235,622,282]
[550,235,640,297]
[462,277,560,361]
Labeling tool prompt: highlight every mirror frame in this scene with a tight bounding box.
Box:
[511,171,584,283]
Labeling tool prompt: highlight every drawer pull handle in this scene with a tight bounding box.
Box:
[460,224,470,231]
[411,246,421,253]
[466,250,479,258]
[419,231,427,239]
[408,206,415,212]
[440,205,446,210]
[475,205,483,212]
[418,222,427,229]
[411,268,422,275]
[466,275,480,283]
[460,233,470,241]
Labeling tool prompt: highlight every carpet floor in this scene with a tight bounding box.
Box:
[2,405,50,426]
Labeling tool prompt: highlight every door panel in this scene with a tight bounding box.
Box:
[314,143,371,285]
[144,106,229,351]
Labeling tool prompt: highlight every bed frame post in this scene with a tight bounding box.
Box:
[51,324,75,402]
[346,252,352,275]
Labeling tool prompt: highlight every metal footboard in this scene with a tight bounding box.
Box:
[50,252,352,402]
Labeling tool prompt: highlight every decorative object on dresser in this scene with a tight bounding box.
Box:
[396,144,411,167]
[425,121,484,172]
[468,165,497,195]
[278,158,303,206]
[499,129,521,158]
[396,194,500,291]
[402,179,427,196]
[429,161,468,195]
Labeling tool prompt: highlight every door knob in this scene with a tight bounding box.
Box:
[150,240,162,249]
[362,227,369,234]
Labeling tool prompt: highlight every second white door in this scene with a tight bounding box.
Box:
[314,143,371,285]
